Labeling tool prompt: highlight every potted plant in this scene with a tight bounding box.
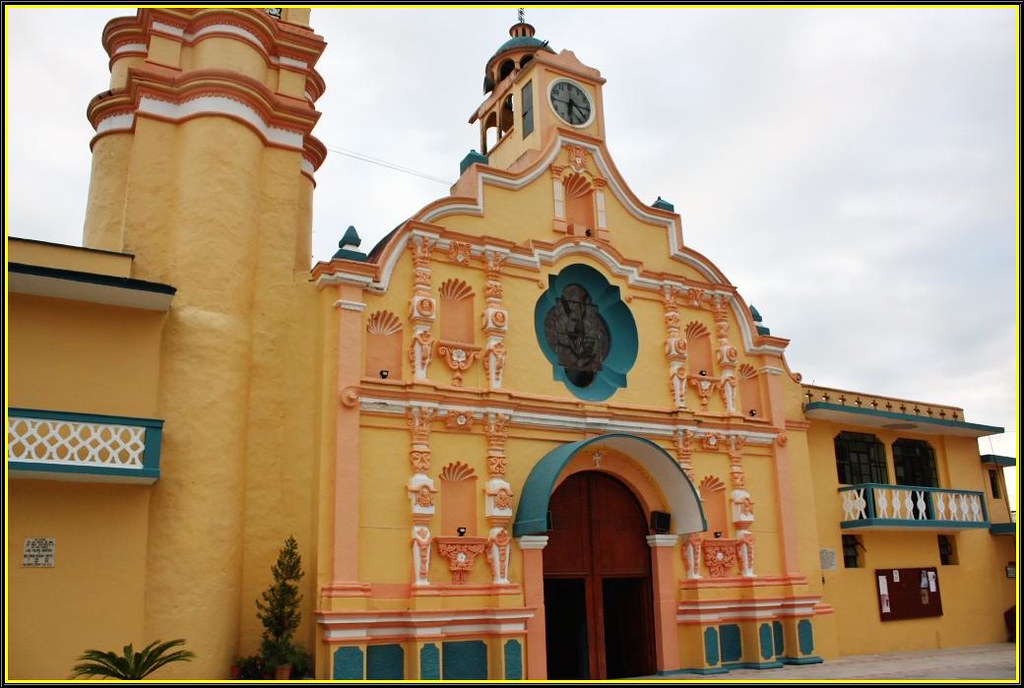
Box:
[235,653,269,680]
[70,638,194,679]
[256,535,305,680]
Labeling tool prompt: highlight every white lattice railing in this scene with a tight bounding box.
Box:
[839,483,988,529]
[7,409,163,482]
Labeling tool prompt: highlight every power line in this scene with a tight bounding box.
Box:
[324,144,454,186]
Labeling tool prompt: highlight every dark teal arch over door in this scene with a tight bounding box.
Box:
[512,433,706,537]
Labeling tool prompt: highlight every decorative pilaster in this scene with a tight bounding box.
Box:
[683,532,704,579]
[728,435,755,577]
[518,536,550,679]
[712,297,739,415]
[482,251,509,389]
[673,427,696,484]
[663,285,688,408]
[408,236,436,380]
[484,412,513,584]
[647,534,681,672]
[674,428,703,579]
[407,407,436,585]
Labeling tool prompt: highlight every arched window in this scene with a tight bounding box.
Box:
[834,431,888,485]
[684,322,714,377]
[498,58,515,82]
[698,475,729,537]
[439,278,475,344]
[562,173,595,236]
[892,439,937,487]
[365,310,402,379]
[440,462,477,536]
[500,94,514,135]
[737,363,763,418]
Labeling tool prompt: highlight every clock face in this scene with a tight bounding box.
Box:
[549,79,592,126]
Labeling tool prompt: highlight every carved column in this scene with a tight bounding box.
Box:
[712,296,739,415]
[674,428,703,579]
[408,236,436,380]
[407,407,437,585]
[482,251,508,390]
[663,285,688,409]
[728,435,755,577]
[484,413,513,584]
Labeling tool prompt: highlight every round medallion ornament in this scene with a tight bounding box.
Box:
[534,264,638,401]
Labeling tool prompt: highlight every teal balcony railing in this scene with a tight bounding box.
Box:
[839,483,988,530]
[7,408,163,484]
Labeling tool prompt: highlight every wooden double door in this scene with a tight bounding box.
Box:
[543,471,656,679]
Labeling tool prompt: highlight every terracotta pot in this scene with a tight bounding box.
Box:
[274,664,292,680]
[229,665,241,679]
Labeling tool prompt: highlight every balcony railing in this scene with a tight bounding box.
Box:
[7,408,163,484]
[839,483,988,530]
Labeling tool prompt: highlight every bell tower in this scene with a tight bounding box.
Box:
[84,7,326,274]
[77,9,328,674]
[470,14,607,173]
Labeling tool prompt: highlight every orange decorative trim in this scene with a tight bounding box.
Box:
[437,341,481,387]
[678,574,809,590]
[447,241,472,265]
[320,582,372,597]
[435,537,488,584]
[702,540,739,578]
[439,461,475,481]
[444,410,475,431]
[410,584,523,598]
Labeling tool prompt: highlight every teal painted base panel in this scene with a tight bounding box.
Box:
[781,655,824,665]
[722,661,785,670]
[672,667,731,675]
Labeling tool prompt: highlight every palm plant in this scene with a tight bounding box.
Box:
[70,638,195,680]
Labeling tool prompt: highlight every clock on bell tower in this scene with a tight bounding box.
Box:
[469,15,608,173]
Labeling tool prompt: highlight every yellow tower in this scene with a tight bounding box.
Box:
[81,8,327,676]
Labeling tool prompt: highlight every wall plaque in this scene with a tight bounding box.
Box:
[23,537,55,567]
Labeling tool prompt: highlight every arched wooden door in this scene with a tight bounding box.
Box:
[543,471,656,679]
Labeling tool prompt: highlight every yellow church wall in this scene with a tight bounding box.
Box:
[806,419,1011,655]
[79,107,321,675]
[83,133,134,252]
[186,36,268,85]
[9,294,164,417]
[109,54,145,90]
[7,482,151,680]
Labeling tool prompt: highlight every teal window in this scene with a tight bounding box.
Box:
[834,431,887,485]
[893,439,937,487]
[522,81,534,136]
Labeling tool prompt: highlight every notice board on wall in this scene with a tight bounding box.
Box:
[875,567,943,621]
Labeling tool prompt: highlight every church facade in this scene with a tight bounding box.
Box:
[7,9,1016,680]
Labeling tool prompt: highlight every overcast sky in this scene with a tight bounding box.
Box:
[5,7,1017,494]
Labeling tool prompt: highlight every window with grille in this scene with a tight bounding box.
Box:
[834,432,888,485]
[842,534,863,568]
[989,469,1001,498]
[937,535,958,565]
[892,439,938,487]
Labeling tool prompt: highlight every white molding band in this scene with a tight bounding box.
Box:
[358,396,779,446]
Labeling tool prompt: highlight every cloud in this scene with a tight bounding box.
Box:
[5,7,1016,493]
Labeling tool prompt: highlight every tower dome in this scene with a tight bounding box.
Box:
[483,19,554,93]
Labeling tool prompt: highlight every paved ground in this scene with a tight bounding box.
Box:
[641,642,1018,681]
